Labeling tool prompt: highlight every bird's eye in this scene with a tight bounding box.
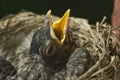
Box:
[45,45,56,56]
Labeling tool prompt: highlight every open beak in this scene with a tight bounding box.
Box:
[51,9,70,46]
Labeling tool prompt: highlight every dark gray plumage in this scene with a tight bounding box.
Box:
[17,10,93,80]
[15,9,104,80]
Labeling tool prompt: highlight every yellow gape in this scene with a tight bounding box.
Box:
[51,9,70,46]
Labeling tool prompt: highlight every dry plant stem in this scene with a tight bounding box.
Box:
[96,22,99,33]
[88,56,115,79]
[77,50,105,80]
[106,26,112,48]
[113,56,117,80]
[100,16,107,25]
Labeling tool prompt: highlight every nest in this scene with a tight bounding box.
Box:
[0,11,120,80]
[78,17,120,80]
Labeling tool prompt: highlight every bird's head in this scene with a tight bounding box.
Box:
[30,9,75,72]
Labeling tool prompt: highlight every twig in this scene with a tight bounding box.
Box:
[96,22,99,33]
[106,25,112,48]
[100,16,107,25]
[77,49,105,80]
[77,59,103,80]
[112,55,117,80]
[88,56,115,79]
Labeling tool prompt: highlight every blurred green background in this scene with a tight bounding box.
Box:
[0,0,113,24]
